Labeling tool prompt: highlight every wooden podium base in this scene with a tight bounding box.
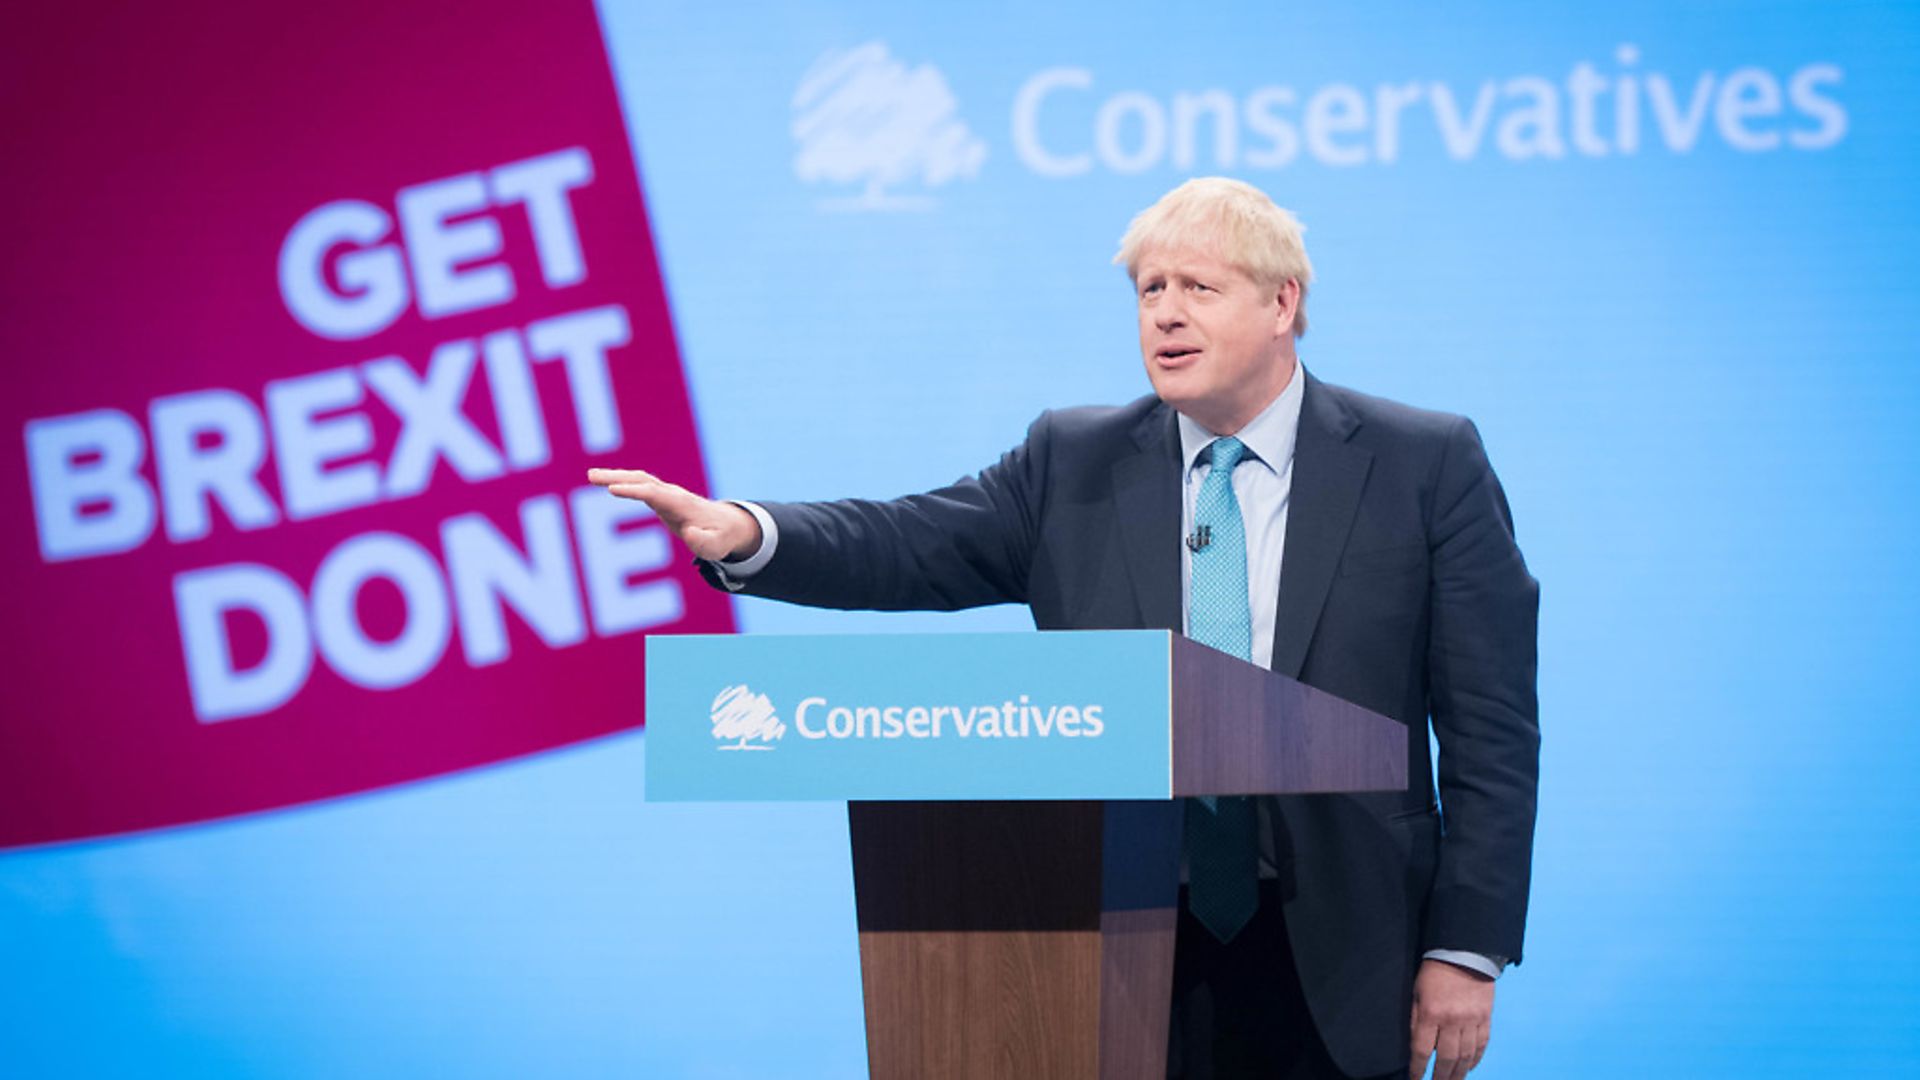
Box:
[849,800,1183,1080]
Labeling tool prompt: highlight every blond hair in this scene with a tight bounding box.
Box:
[1114,177,1313,337]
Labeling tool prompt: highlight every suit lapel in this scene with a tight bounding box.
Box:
[1271,374,1372,678]
[1113,404,1183,632]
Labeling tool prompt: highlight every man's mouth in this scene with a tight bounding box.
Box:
[1157,345,1202,365]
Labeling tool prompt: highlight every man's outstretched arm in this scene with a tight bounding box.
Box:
[586,411,1051,614]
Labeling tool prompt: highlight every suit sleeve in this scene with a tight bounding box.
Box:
[1421,416,1540,966]
[698,412,1052,612]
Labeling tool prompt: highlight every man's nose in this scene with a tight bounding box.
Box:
[1154,299,1187,333]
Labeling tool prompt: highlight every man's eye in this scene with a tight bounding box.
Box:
[1142,283,1163,297]
[1190,282,1212,292]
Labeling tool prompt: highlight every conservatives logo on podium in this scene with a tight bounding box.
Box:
[711,685,786,750]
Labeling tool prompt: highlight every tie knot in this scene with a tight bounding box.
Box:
[1208,436,1246,472]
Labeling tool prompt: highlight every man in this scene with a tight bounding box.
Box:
[590,177,1538,1080]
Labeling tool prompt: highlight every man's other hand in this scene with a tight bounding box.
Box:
[586,469,762,563]
[1409,958,1494,1079]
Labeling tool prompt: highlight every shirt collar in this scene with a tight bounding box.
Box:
[1176,359,1306,475]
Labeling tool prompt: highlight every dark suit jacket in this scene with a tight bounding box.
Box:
[719,371,1539,1076]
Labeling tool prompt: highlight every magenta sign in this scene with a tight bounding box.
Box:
[0,3,731,848]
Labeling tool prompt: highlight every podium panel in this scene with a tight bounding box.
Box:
[645,631,1404,800]
[645,631,1407,1078]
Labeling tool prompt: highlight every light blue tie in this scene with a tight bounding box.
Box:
[1185,436,1260,943]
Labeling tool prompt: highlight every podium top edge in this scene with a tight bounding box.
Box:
[643,629,1177,643]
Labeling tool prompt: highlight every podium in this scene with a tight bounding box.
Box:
[645,631,1407,1079]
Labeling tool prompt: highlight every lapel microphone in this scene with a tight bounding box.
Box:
[1186,524,1213,553]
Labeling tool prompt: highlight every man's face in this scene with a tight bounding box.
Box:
[1134,247,1296,435]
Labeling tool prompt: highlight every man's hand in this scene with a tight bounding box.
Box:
[585,469,762,563]
[1409,958,1494,1079]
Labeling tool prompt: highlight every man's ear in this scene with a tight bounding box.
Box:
[1275,278,1301,336]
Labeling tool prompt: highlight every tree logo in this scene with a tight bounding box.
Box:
[791,41,987,211]
[710,684,786,750]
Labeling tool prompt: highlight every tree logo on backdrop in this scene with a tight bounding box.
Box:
[790,41,986,211]
[711,684,786,750]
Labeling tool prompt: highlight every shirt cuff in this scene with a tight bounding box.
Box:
[709,501,778,591]
[1422,949,1506,980]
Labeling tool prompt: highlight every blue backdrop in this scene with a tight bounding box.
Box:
[5,1,1919,1075]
